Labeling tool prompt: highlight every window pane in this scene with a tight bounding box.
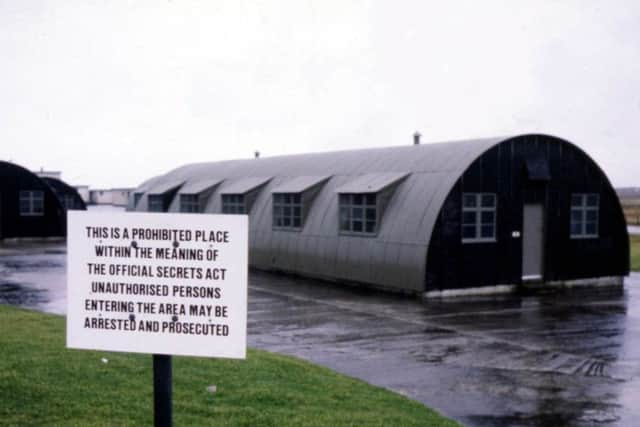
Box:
[352,221,363,232]
[366,208,376,220]
[283,206,291,216]
[586,194,599,207]
[481,211,494,224]
[339,207,349,222]
[274,194,282,203]
[585,222,597,235]
[571,194,582,207]
[570,222,582,235]
[293,207,301,217]
[283,217,291,227]
[586,210,598,222]
[339,194,349,204]
[148,196,164,212]
[365,194,376,205]
[462,211,476,225]
[571,209,582,222]
[353,194,363,205]
[352,207,363,219]
[293,218,301,228]
[293,194,301,204]
[481,225,494,239]
[365,221,375,233]
[462,225,476,239]
[481,194,495,207]
[463,194,477,208]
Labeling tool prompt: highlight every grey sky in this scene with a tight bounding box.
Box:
[2,1,639,189]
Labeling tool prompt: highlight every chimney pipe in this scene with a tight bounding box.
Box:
[413,131,421,145]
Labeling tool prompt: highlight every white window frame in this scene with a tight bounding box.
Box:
[273,193,302,229]
[570,193,599,239]
[179,194,200,213]
[462,193,497,243]
[222,194,246,214]
[338,193,377,235]
[19,190,44,216]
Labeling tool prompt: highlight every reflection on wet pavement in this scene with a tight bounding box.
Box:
[1,241,639,426]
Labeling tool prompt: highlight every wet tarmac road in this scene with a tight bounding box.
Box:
[2,242,640,426]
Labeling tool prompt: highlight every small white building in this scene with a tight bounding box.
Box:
[89,188,132,206]
[35,169,62,180]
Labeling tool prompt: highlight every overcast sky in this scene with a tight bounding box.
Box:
[2,1,639,189]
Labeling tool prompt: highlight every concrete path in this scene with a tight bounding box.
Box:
[248,271,640,427]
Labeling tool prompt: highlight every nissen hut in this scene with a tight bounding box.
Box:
[0,161,69,240]
[130,134,629,296]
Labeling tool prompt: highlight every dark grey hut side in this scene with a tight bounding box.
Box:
[41,177,88,212]
[0,161,66,240]
[129,134,629,295]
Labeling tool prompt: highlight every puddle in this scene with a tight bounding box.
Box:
[0,281,49,308]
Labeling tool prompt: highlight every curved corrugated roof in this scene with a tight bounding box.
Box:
[130,135,512,290]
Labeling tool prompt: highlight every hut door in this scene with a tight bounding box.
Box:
[522,204,544,280]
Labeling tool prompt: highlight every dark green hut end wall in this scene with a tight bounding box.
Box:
[426,135,629,291]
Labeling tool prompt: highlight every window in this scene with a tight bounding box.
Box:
[180,194,199,213]
[133,193,143,207]
[222,194,246,214]
[339,193,377,234]
[19,190,44,216]
[273,193,302,229]
[148,195,164,212]
[462,193,496,242]
[571,193,599,238]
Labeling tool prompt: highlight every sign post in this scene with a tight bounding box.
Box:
[153,354,172,427]
[66,211,248,425]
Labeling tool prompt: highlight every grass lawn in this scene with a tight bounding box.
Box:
[0,305,458,426]
[631,235,640,272]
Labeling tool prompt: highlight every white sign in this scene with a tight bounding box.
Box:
[66,211,248,359]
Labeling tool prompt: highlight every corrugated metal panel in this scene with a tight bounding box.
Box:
[220,177,271,194]
[271,175,330,193]
[148,180,184,195]
[131,135,526,291]
[179,178,223,194]
[334,172,409,193]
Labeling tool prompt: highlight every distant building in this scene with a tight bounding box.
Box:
[89,188,132,206]
[130,134,629,296]
[35,168,62,180]
[0,161,86,240]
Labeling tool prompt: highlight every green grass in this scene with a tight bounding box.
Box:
[0,306,458,426]
[631,235,640,272]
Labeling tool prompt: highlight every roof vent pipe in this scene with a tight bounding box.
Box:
[413,131,421,145]
[254,151,260,159]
